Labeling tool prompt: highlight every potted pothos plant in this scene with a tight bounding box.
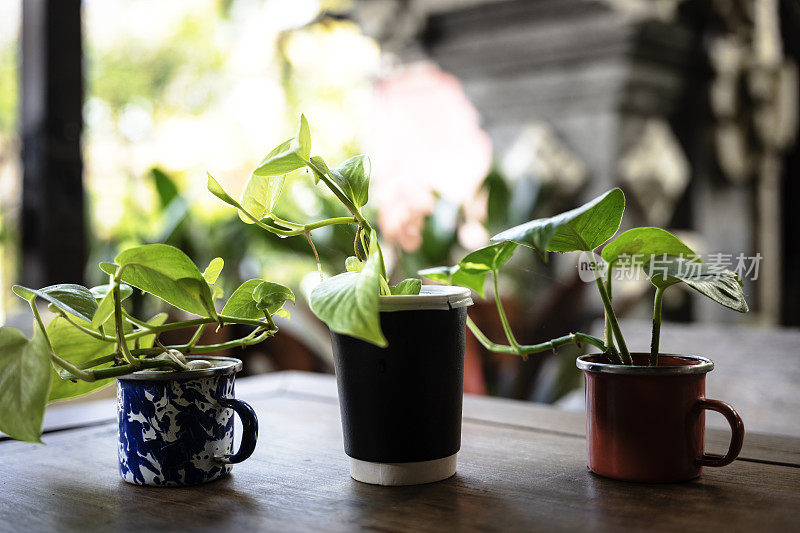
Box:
[0,243,294,487]
[423,188,747,482]
[207,115,473,486]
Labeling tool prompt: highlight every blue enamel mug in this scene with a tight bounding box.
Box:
[116,356,258,487]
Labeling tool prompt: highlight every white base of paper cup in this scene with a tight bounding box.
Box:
[349,454,457,486]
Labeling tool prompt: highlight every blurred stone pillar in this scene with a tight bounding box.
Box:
[20,0,85,288]
[683,0,797,324]
[419,1,694,218]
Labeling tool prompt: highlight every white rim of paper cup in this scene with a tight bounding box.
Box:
[349,454,458,486]
[378,285,473,312]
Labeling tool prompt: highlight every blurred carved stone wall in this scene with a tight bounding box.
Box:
[351,0,799,325]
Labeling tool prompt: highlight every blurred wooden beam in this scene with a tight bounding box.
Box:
[20,0,85,287]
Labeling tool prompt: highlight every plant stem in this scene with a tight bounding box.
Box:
[59,327,277,381]
[57,311,116,342]
[604,265,614,352]
[491,271,521,350]
[76,353,117,369]
[270,215,304,229]
[237,326,264,346]
[354,227,363,260]
[305,231,323,281]
[126,327,276,357]
[593,275,631,364]
[565,228,630,364]
[304,217,357,232]
[359,228,369,259]
[29,301,95,380]
[260,216,357,237]
[376,241,389,283]
[379,276,392,296]
[28,301,53,352]
[113,277,140,369]
[306,159,372,231]
[62,358,183,380]
[153,338,189,370]
[516,333,610,356]
[228,190,356,238]
[584,251,630,364]
[51,352,95,381]
[650,286,665,367]
[467,316,612,359]
[187,324,206,348]
[238,207,296,236]
[60,307,236,346]
[217,314,277,328]
[118,313,271,341]
[262,215,359,236]
[467,317,518,354]
[366,232,389,282]
[305,157,394,282]
[121,309,156,330]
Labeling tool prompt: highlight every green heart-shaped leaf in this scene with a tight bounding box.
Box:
[89,283,133,301]
[111,244,218,319]
[12,284,98,323]
[309,156,329,185]
[0,327,52,442]
[221,279,269,320]
[310,234,387,347]
[221,279,264,320]
[47,312,166,402]
[202,257,224,284]
[239,173,286,224]
[491,188,625,259]
[202,257,225,300]
[151,167,179,208]
[345,256,364,272]
[238,140,291,224]
[459,242,519,273]
[99,265,114,278]
[644,257,749,312]
[419,265,489,298]
[253,115,311,177]
[47,316,114,401]
[420,242,517,299]
[206,172,239,208]
[253,141,305,177]
[221,280,295,320]
[297,113,311,160]
[418,266,453,285]
[98,262,118,276]
[390,278,422,295]
[602,227,698,266]
[331,155,370,209]
[89,282,134,330]
[91,291,115,330]
[253,281,295,315]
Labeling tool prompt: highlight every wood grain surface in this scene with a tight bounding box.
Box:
[0,371,797,532]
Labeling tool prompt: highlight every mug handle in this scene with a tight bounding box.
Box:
[215,398,259,464]
[694,398,745,467]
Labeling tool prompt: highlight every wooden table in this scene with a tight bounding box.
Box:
[1,371,798,532]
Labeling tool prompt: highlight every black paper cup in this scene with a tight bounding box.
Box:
[331,285,472,485]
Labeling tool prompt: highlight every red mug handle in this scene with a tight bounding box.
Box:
[694,398,745,467]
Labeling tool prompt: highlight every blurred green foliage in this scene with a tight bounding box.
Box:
[89,16,224,116]
[0,44,16,133]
